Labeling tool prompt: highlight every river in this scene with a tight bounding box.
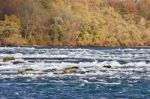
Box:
[0,47,150,99]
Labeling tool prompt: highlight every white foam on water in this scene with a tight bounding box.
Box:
[0,47,150,82]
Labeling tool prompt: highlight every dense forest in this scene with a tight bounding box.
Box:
[0,0,150,47]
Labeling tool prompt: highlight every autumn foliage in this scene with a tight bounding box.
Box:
[0,0,150,47]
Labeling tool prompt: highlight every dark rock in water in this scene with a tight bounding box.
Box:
[18,69,34,75]
[78,71,86,74]
[100,70,107,72]
[18,69,27,75]
[63,66,79,74]
[3,56,15,62]
[103,65,111,68]
[24,69,34,71]
[13,61,25,65]
[53,71,62,75]
[43,69,57,72]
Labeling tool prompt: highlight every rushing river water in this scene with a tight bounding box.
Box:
[0,47,150,99]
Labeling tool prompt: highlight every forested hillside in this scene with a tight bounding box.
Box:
[0,0,150,47]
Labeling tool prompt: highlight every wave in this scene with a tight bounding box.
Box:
[0,47,150,82]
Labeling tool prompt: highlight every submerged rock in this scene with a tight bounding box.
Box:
[3,56,15,62]
[18,69,27,75]
[63,66,79,74]
[103,65,111,68]
[25,69,34,71]
[43,69,57,72]
[13,61,24,65]
[18,69,34,75]
[78,71,86,74]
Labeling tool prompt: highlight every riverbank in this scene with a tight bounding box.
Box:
[0,43,150,49]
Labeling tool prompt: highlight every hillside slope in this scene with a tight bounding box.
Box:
[0,0,150,47]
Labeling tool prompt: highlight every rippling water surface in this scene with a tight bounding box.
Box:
[0,47,150,99]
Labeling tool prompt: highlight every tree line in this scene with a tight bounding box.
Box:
[0,0,150,47]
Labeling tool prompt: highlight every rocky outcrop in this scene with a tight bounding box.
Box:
[18,69,27,75]
[63,66,79,74]
[13,61,24,64]
[103,65,111,68]
[3,56,15,62]
[18,69,34,75]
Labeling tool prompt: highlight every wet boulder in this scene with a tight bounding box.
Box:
[103,65,111,68]
[18,69,27,75]
[3,56,15,62]
[13,61,25,65]
[78,71,86,74]
[43,69,57,72]
[63,66,79,74]
[18,69,34,75]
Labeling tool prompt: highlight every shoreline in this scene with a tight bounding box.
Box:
[0,44,150,48]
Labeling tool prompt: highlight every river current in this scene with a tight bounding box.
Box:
[0,47,150,99]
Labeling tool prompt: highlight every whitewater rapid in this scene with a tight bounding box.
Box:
[0,47,150,99]
[0,47,149,81]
